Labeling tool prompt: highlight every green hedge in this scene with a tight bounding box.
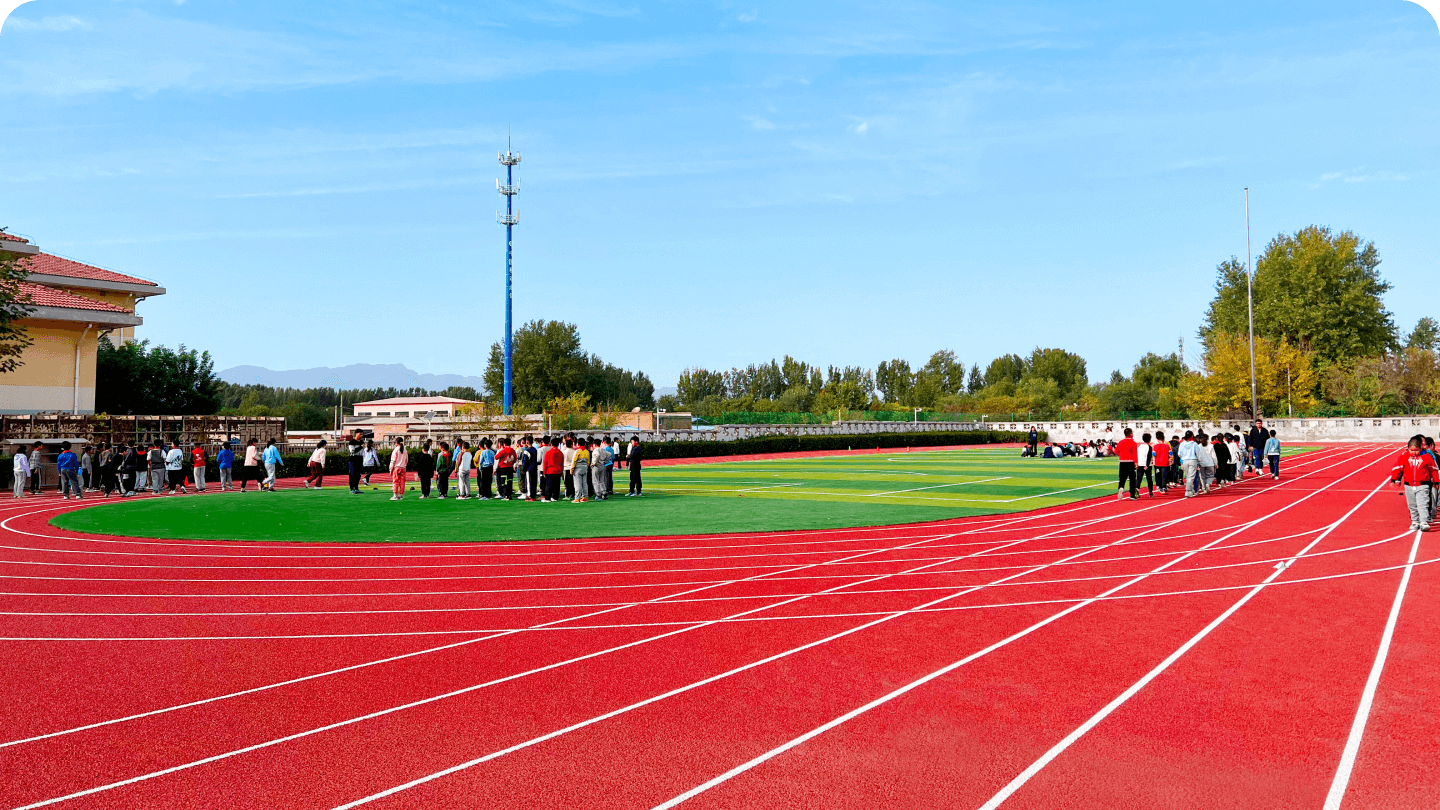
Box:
[640,430,1035,461]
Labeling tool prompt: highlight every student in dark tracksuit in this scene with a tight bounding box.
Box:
[346,429,366,495]
[626,437,644,496]
[415,440,436,499]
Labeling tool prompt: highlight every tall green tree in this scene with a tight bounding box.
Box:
[919,350,966,395]
[875,359,913,402]
[676,367,727,406]
[1024,347,1088,400]
[96,337,221,414]
[0,241,35,374]
[483,320,652,412]
[1407,317,1439,351]
[1201,226,1398,362]
[982,354,1026,389]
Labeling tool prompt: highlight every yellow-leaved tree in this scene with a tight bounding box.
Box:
[547,392,592,431]
[1178,332,1318,418]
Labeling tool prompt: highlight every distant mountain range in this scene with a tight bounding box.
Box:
[219,363,486,392]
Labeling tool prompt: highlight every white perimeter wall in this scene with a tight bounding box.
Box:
[990,416,1440,445]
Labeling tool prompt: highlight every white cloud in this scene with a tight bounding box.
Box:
[746,116,776,130]
[4,14,91,32]
[1312,167,1410,187]
[738,10,758,23]
[849,120,869,135]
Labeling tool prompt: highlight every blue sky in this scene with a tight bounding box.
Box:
[2,1,1438,390]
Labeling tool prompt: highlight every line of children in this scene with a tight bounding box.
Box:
[1391,434,1439,531]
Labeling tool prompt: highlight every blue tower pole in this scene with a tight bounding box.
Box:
[504,157,514,416]
[497,142,521,416]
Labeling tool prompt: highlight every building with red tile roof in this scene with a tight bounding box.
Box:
[2,232,163,415]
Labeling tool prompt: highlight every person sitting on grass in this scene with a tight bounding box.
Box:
[389,438,409,501]
[1391,435,1439,532]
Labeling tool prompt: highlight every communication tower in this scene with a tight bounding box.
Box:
[497,141,521,415]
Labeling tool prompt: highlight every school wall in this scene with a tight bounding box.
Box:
[988,416,1440,445]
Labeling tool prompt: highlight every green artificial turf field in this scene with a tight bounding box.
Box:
[51,449,1155,543]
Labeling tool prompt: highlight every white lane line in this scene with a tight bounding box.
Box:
[0,443,1359,590]
[6,532,1037,810]
[645,450,1391,810]
[3,491,1189,805]
[327,454,1374,809]
[0,529,975,751]
[975,478,1393,810]
[12,526,1390,620]
[0,447,1346,558]
[863,477,1010,497]
[17,549,1435,642]
[1321,529,1424,810]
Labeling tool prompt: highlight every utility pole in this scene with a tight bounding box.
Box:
[497,139,522,416]
[1246,188,1258,419]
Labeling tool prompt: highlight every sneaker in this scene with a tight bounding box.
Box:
[1423,524,1432,532]
[390,496,401,501]
[1117,492,1125,501]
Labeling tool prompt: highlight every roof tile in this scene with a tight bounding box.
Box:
[18,282,134,314]
[27,252,158,287]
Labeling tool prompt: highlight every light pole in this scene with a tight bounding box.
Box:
[497,140,521,416]
[1246,188,1258,419]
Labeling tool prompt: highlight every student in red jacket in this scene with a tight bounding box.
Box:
[1153,431,1171,493]
[542,437,565,503]
[1115,427,1139,501]
[1391,435,1440,531]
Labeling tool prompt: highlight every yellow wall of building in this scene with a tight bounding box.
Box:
[0,320,100,413]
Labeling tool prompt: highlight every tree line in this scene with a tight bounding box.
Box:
[666,226,1436,421]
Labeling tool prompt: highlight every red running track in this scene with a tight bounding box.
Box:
[0,443,1433,809]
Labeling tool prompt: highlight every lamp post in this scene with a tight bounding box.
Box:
[1246,188,1258,419]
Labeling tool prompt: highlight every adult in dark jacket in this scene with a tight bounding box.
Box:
[346,429,366,495]
[626,436,644,496]
[1246,421,1267,472]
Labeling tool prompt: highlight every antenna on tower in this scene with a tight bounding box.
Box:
[1179,337,1185,370]
[497,141,522,416]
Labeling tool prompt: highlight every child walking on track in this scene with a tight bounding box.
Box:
[1115,427,1138,500]
[389,438,408,501]
[1391,435,1439,531]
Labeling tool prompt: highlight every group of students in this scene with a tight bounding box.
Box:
[379,433,645,503]
[1113,422,1282,500]
[9,438,288,499]
[1391,434,1440,532]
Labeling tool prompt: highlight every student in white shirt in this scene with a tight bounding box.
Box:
[455,440,474,500]
[1136,432,1154,497]
[11,446,30,499]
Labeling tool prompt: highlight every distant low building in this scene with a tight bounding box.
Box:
[1,232,165,415]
